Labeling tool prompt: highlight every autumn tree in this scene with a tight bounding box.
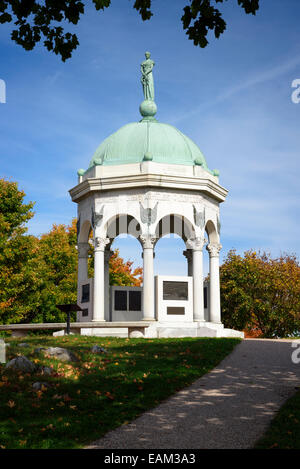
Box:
[220,250,300,338]
[0,178,38,324]
[28,219,78,323]
[0,0,260,61]
[109,249,143,287]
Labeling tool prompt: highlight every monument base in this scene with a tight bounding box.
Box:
[77,321,244,339]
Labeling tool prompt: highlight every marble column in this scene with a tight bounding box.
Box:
[104,249,113,321]
[206,243,222,323]
[140,234,156,321]
[183,249,193,276]
[77,242,90,284]
[93,237,110,322]
[188,237,206,322]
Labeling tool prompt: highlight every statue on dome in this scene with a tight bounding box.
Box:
[141,52,155,101]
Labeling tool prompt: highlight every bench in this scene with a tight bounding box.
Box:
[0,321,151,338]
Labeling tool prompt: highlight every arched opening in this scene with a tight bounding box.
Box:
[103,215,143,322]
[154,214,195,276]
[154,235,187,276]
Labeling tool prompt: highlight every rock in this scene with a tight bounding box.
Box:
[91,345,107,354]
[53,330,74,337]
[32,381,51,391]
[18,343,29,347]
[129,330,144,339]
[5,356,37,373]
[0,339,5,363]
[41,366,52,376]
[43,347,78,362]
[34,347,46,355]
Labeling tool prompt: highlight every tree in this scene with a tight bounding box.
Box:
[0,178,38,324]
[0,181,143,324]
[0,0,260,61]
[28,219,79,323]
[109,249,143,287]
[220,250,300,338]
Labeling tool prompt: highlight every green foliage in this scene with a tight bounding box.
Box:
[0,179,37,324]
[220,250,300,338]
[255,386,300,449]
[0,335,240,448]
[0,0,260,61]
[0,179,143,324]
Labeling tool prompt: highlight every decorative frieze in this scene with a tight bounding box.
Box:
[91,205,104,229]
[193,205,205,229]
[140,202,158,226]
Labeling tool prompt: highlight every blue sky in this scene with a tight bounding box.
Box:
[0,0,299,276]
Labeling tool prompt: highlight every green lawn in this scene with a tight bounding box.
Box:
[0,335,240,449]
[254,388,300,449]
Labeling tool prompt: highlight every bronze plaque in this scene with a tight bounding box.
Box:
[129,290,141,311]
[115,290,127,311]
[167,307,185,315]
[81,284,90,303]
[163,281,188,301]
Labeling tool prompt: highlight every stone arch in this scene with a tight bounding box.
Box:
[154,213,196,244]
[78,219,92,243]
[205,219,219,244]
[104,213,142,242]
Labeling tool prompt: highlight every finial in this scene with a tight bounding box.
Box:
[140,51,157,121]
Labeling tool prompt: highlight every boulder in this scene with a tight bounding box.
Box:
[129,330,144,339]
[43,347,78,362]
[32,381,51,391]
[41,366,53,376]
[34,347,46,355]
[5,356,37,373]
[91,345,107,354]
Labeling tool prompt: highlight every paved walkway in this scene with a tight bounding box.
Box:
[86,339,300,449]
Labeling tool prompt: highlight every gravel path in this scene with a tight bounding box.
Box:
[86,339,300,449]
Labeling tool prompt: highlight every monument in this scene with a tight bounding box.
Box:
[69,54,243,339]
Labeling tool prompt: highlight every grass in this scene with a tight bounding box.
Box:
[254,388,300,449]
[0,335,240,449]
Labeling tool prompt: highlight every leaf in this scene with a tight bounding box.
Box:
[7,400,16,408]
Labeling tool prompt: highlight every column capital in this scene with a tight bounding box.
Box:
[140,233,156,249]
[186,236,207,251]
[183,249,193,261]
[77,242,90,259]
[206,243,222,257]
[94,237,110,252]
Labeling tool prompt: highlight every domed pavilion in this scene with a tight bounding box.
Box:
[69,53,243,339]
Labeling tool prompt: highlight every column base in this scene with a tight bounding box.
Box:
[92,319,106,323]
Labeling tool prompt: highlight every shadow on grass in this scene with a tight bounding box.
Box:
[0,336,240,449]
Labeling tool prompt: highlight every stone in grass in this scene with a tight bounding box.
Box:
[18,343,29,347]
[5,356,37,373]
[34,347,46,355]
[40,366,52,376]
[32,381,51,391]
[91,345,107,354]
[43,347,79,362]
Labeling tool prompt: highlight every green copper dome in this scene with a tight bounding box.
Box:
[88,120,212,172]
[79,53,218,176]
